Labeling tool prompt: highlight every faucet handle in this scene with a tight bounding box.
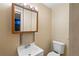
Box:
[24,44,31,48]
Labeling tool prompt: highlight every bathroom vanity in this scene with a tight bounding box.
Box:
[17,43,44,56]
[12,3,38,33]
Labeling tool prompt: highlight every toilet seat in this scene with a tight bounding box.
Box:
[47,51,60,56]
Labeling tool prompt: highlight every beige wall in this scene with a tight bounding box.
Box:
[0,3,51,55]
[52,4,69,55]
[22,3,52,55]
[69,3,79,56]
[0,3,20,56]
[34,4,52,55]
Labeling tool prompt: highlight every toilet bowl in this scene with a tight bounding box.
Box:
[47,41,65,56]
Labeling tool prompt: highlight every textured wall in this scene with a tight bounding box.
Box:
[52,4,69,55]
[22,4,52,55]
[0,3,20,56]
[0,3,51,55]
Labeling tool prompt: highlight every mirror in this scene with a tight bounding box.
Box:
[12,3,38,33]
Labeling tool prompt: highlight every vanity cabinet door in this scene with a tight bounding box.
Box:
[14,5,22,32]
[23,10,38,32]
[23,9,32,32]
[31,12,37,31]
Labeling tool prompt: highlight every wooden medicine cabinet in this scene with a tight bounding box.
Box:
[12,3,38,33]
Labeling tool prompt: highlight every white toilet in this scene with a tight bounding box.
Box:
[47,41,65,56]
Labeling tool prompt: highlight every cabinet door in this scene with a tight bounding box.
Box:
[31,12,37,31]
[15,5,24,32]
[23,9,32,31]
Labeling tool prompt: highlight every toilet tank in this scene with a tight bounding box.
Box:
[52,41,65,54]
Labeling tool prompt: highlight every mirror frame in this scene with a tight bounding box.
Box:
[12,3,38,34]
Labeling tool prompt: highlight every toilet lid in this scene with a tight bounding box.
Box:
[47,51,60,56]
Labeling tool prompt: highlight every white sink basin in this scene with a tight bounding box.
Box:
[17,43,44,56]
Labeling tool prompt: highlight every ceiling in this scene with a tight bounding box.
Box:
[43,3,64,8]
